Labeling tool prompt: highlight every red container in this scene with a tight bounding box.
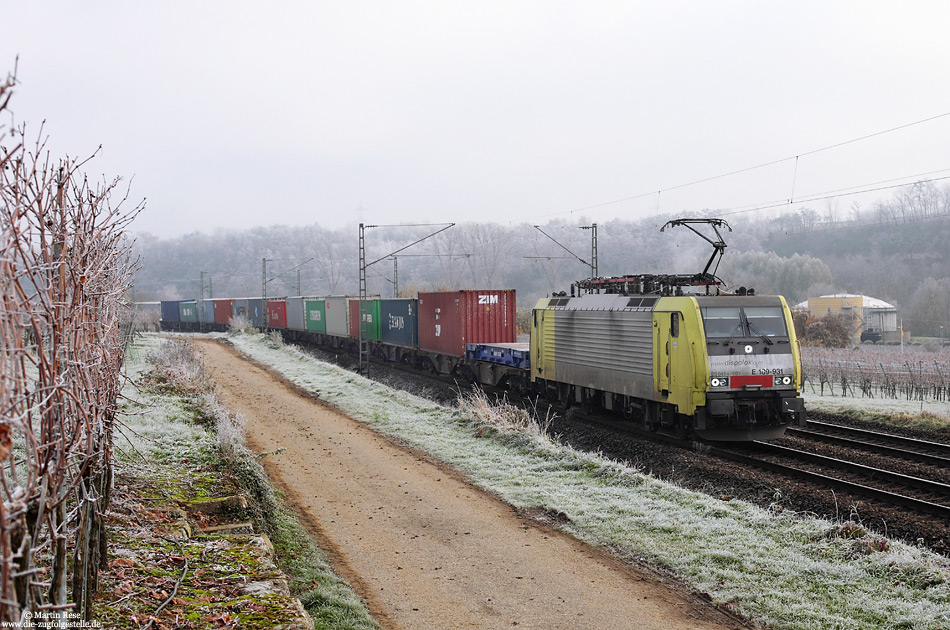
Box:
[417,290,516,357]
[213,299,233,325]
[266,299,287,329]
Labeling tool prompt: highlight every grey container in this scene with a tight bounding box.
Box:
[286,297,306,331]
[232,299,249,319]
[325,296,350,337]
[247,298,266,327]
[380,299,418,348]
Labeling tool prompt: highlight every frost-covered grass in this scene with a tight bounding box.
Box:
[804,384,950,434]
[224,330,950,630]
[119,335,379,630]
[117,335,218,466]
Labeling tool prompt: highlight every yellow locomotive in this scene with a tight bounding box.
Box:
[531,289,805,440]
[529,219,805,440]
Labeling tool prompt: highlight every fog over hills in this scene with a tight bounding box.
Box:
[132,181,950,336]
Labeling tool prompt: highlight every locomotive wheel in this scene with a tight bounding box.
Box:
[675,417,689,440]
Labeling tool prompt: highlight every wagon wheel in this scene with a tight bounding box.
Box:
[622,403,636,421]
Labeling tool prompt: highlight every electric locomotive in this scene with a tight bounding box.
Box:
[528,218,806,440]
[530,285,805,440]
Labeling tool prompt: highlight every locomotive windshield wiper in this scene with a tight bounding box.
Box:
[747,321,774,345]
[723,322,744,345]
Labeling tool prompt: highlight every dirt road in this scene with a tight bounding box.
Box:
[197,340,749,630]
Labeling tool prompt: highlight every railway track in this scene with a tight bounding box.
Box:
[787,420,950,468]
[568,410,950,521]
[708,441,950,520]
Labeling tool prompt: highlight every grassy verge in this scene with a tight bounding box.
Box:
[817,407,950,433]
[803,385,950,434]
[220,329,950,630]
[108,334,378,630]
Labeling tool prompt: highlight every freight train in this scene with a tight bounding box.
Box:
[157,278,806,441]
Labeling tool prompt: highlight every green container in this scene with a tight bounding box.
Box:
[350,298,381,341]
[304,299,327,333]
[178,300,199,323]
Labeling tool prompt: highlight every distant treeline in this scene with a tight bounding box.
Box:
[132,181,950,335]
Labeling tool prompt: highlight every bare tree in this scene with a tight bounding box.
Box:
[312,227,352,294]
[456,222,513,288]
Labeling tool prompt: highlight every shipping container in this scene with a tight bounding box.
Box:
[247,298,266,327]
[379,299,418,348]
[286,297,305,331]
[325,296,350,337]
[160,300,181,323]
[199,299,215,324]
[232,299,249,320]
[348,298,381,341]
[267,300,288,329]
[417,290,516,357]
[213,299,233,325]
[178,300,199,323]
[304,299,327,333]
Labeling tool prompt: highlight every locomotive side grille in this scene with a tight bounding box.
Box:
[553,310,653,375]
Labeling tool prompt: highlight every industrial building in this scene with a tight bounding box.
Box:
[796,294,903,345]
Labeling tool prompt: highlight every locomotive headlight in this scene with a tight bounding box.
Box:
[710,377,725,388]
[780,376,792,386]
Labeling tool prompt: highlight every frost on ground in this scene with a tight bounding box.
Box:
[804,384,950,421]
[115,335,379,630]
[222,331,950,630]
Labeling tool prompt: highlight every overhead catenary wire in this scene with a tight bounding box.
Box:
[716,168,950,218]
[719,174,950,218]
[531,110,950,221]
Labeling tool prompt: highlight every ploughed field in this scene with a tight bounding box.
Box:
[300,341,950,556]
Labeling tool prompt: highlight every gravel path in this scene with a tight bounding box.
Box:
[197,339,748,630]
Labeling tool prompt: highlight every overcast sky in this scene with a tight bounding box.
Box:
[4,2,950,238]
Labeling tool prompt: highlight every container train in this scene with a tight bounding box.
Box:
[157,281,806,441]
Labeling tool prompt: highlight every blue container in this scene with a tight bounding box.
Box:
[161,300,181,323]
[380,299,418,348]
[465,343,531,369]
[199,299,215,324]
[379,299,419,348]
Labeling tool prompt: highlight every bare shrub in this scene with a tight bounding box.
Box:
[802,313,852,348]
[146,338,211,393]
[0,67,141,621]
[265,330,284,348]
[228,315,257,335]
[458,387,555,437]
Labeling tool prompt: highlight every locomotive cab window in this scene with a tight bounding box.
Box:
[670,312,680,337]
[700,307,741,338]
[701,305,788,339]
[744,306,787,337]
